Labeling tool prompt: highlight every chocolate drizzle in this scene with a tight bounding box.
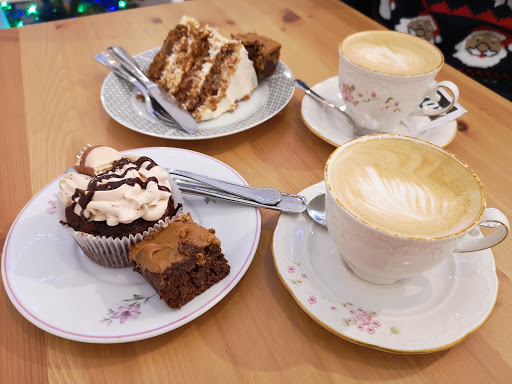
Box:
[70,156,170,217]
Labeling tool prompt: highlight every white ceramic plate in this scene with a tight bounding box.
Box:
[301,76,457,148]
[273,182,498,353]
[2,147,261,343]
[100,49,295,140]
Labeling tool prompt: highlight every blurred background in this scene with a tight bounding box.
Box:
[0,0,182,28]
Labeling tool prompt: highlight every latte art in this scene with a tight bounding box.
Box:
[341,31,443,76]
[329,138,483,238]
[353,167,451,224]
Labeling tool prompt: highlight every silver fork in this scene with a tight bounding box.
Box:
[168,169,282,206]
[94,52,178,126]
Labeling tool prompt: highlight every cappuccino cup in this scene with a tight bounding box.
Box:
[324,135,509,284]
[339,31,459,135]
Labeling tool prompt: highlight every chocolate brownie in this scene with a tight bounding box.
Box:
[232,32,281,78]
[129,213,230,309]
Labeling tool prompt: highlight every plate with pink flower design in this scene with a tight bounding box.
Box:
[2,147,261,343]
[272,182,498,353]
[300,76,457,148]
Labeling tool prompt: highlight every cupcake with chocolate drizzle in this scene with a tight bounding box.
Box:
[58,145,182,268]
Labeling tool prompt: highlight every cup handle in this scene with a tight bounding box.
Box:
[413,80,460,117]
[454,208,509,253]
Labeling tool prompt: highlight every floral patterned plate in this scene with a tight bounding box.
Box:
[2,147,261,343]
[100,49,295,140]
[272,182,498,353]
[300,76,457,148]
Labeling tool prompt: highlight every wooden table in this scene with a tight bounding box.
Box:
[1,0,511,382]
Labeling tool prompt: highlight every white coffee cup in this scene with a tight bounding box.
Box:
[324,134,509,284]
[338,31,459,135]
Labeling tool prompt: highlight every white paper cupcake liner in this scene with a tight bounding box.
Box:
[58,174,184,268]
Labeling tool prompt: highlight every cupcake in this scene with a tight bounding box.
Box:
[58,145,182,268]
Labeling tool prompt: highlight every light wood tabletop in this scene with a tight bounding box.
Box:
[1,0,512,382]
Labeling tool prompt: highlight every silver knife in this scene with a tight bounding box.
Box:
[94,52,167,122]
[107,46,199,134]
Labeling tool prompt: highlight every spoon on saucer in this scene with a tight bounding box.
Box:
[294,79,355,128]
[307,193,327,227]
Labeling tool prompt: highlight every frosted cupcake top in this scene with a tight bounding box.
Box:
[59,146,172,226]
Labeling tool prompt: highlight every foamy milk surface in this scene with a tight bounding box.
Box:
[341,31,443,75]
[328,138,483,238]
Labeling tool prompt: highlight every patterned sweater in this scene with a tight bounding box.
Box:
[342,0,512,100]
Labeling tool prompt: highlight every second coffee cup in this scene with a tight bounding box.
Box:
[339,30,459,135]
[324,134,509,284]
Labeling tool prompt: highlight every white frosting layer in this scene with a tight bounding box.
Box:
[195,45,257,120]
[60,149,172,226]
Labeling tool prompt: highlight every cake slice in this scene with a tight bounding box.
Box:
[231,32,281,78]
[147,16,258,121]
[129,213,230,309]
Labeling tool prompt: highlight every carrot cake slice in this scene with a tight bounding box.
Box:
[147,16,258,121]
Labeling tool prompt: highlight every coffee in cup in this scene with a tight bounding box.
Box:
[338,31,459,135]
[329,137,483,238]
[341,30,442,76]
[325,135,509,284]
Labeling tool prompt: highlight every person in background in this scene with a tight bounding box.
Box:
[342,0,512,101]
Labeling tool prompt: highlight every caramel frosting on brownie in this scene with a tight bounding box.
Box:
[59,146,172,226]
[129,213,221,273]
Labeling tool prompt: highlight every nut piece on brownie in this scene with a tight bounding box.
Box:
[232,32,281,78]
[129,213,230,309]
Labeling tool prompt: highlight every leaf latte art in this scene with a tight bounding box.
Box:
[341,31,442,76]
[353,167,451,223]
[329,138,483,238]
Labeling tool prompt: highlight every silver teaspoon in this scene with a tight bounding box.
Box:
[294,79,355,128]
[307,193,327,227]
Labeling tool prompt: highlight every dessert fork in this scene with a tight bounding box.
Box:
[94,52,180,127]
[168,169,282,205]
[106,46,199,134]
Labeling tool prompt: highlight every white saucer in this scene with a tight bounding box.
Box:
[300,77,457,148]
[2,148,261,343]
[272,182,498,353]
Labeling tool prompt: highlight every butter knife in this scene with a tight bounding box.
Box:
[107,46,199,134]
